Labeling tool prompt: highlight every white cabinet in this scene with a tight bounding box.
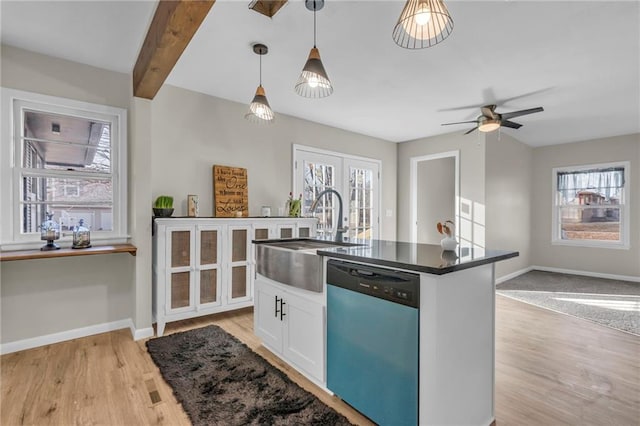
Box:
[153,217,317,336]
[254,275,325,384]
[253,220,312,240]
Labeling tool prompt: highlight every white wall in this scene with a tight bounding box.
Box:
[531,133,640,278]
[417,157,455,244]
[485,132,533,277]
[150,85,398,240]
[398,132,486,245]
[0,46,397,348]
[0,45,138,345]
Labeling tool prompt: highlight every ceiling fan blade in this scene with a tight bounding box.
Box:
[481,105,497,119]
[464,127,478,135]
[441,120,478,126]
[500,120,523,129]
[500,107,544,120]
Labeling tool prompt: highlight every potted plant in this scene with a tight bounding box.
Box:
[153,195,174,218]
[436,219,457,251]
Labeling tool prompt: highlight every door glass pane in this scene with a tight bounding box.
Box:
[254,228,269,240]
[303,161,336,239]
[171,231,190,267]
[200,269,217,304]
[231,266,247,299]
[200,230,218,264]
[171,272,190,309]
[231,229,247,262]
[348,167,374,239]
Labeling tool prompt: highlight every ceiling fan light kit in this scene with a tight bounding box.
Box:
[245,43,275,124]
[393,0,454,49]
[478,117,501,133]
[295,0,333,98]
[442,104,544,134]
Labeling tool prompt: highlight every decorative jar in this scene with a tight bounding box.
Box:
[40,212,61,251]
[72,219,91,249]
[440,236,458,251]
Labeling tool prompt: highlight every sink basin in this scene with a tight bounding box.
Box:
[255,239,360,292]
[259,239,355,251]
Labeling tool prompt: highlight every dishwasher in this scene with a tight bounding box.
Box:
[326,259,420,426]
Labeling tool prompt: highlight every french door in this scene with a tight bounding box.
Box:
[293,146,380,240]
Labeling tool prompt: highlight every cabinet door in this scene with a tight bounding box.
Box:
[276,222,298,239]
[227,225,252,304]
[282,291,325,382]
[196,225,222,308]
[254,278,283,350]
[253,226,271,241]
[166,227,195,314]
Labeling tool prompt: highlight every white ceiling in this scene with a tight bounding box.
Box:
[2,1,639,147]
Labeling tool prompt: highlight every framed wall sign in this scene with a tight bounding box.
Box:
[213,165,248,217]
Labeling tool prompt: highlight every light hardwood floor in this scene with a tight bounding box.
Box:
[2,295,638,425]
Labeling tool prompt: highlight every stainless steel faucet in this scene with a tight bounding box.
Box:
[309,189,348,242]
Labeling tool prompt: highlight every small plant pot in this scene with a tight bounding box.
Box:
[153,208,174,218]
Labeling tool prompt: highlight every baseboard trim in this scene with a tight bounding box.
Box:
[495,267,534,284]
[130,322,154,341]
[0,318,133,355]
[531,265,640,283]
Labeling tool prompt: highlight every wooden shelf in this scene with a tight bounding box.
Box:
[0,243,137,262]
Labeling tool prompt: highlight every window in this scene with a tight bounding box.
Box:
[552,162,629,249]
[294,145,380,240]
[1,88,127,249]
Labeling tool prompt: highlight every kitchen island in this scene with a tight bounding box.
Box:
[253,238,518,426]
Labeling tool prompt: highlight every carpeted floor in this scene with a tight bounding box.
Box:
[146,324,352,426]
[497,270,640,336]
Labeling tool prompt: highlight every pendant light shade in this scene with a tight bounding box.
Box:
[295,0,333,98]
[392,0,454,49]
[295,47,333,98]
[246,85,275,123]
[245,43,275,124]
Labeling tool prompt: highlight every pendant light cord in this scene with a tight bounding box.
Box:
[259,53,262,86]
[313,1,317,48]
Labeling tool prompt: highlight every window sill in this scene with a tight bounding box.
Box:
[551,240,629,250]
[0,243,137,262]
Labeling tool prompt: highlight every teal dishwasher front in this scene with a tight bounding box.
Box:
[327,260,419,426]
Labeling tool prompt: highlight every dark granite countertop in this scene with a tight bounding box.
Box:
[316,239,518,275]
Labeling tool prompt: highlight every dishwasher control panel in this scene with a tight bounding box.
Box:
[326,260,420,308]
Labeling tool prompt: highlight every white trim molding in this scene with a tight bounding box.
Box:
[130,324,154,341]
[531,265,640,283]
[551,161,630,250]
[0,318,149,355]
[409,151,460,244]
[495,266,534,284]
[494,265,640,285]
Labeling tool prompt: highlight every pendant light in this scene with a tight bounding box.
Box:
[245,43,275,123]
[392,0,454,49]
[295,0,333,98]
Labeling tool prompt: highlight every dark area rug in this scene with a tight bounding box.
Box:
[497,270,639,336]
[146,325,352,426]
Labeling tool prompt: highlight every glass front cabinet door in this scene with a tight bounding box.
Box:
[196,225,222,309]
[228,225,253,305]
[166,227,195,314]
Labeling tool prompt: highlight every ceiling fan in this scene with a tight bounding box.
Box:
[442,104,544,134]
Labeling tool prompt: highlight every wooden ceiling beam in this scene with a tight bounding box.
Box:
[133,0,215,100]
[248,0,288,18]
